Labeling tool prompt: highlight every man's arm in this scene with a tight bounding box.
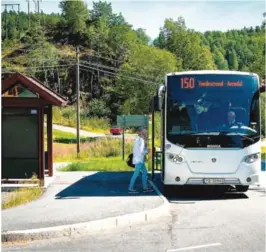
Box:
[139,138,147,155]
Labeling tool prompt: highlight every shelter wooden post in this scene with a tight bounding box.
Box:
[47,105,53,177]
[39,105,44,186]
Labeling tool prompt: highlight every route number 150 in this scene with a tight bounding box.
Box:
[181,77,195,89]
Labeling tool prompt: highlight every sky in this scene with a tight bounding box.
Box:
[1,0,265,39]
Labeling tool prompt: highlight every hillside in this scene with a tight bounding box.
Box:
[1,1,265,130]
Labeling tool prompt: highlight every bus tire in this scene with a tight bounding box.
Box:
[235,185,249,192]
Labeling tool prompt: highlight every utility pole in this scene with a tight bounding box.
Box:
[1,3,20,40]
[37,0,40,14]
[18,4,20,41]
[33,0,41,14]
[58,77,61,95]
[5,4,8,39]
[76,47,80,157]
[26,0,30,28]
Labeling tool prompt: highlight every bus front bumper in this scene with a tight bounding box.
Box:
[184,174,260,186]
[163,164,261,186]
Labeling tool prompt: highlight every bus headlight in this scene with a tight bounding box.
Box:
[244,153,260,164]
[175,156,183,163]
[168,153,184,163]
[168,153,174,160]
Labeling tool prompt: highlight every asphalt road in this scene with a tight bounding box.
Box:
[3,187,265,252]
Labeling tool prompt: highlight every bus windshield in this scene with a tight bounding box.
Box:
[166,73,260,148]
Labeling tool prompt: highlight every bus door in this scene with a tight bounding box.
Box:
[151,96,163,181]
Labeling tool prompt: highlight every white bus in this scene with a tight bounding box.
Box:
[155,70,263,194]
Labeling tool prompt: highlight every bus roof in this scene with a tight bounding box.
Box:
[166,70,259,78]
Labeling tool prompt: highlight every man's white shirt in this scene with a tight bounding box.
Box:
[133,136,147,164]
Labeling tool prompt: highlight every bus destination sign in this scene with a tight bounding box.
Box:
[180,77,243,89]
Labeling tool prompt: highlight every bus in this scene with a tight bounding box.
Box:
[153,70,264,194]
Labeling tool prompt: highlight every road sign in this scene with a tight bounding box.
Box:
[117,115,148,127]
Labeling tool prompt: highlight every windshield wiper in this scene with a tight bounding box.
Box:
[187,131,258,143]
[169,130,198,135]
[220,131,256,143]
[171,130,259,143]
[190,131,221,135]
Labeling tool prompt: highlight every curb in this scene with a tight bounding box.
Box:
[2,180,170,243]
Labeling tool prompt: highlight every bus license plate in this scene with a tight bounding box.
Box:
[204,178,225,184]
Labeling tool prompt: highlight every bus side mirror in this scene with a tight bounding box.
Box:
[152,96,160,112]
[158,85,165,111]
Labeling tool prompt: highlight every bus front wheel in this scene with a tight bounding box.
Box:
[235,185,249,192]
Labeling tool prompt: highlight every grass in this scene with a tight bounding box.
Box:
[53,106,110,134]
[2,187,44,210]
[53,138,134,162]
[61,156,153,172]
[53,129,95,144]
[61,157,134,172]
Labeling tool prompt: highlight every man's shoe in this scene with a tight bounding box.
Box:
[143,188,154,193]
[128,189,138,193]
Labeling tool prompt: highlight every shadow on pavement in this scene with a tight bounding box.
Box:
[55,172,157,199]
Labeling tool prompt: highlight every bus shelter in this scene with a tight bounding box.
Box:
[2,73,67,183]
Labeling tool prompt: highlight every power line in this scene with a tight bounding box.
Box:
[3,56,161,82]
[2,64,75,74]
[3,52,165,75]
[82,51,168,73]
[84,51,124,64]
[3,56,76,63]
[24,64,75,70]
[79,60,161,82]
[3,62,160,85]
[79,64,160,85]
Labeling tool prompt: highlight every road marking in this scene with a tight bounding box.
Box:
[166,243,222,251]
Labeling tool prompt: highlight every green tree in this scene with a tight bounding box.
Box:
[228,49,239,70]
[116,44,180,114]
[135,28,150,45]
[213,47,229,70]
[59,0,89,44]
[154,17,216,70]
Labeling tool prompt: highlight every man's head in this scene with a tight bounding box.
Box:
[227,111,236,124]
[138,127,148,139]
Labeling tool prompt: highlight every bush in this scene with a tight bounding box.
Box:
[86,99,111,118]
[82,138,132,158]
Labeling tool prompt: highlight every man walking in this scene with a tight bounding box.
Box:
[128,127,154,193]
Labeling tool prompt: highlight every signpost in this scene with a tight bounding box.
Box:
[117,115,149,160]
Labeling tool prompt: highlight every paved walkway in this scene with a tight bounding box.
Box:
[2,171,163,232]
[52,124,105,138]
